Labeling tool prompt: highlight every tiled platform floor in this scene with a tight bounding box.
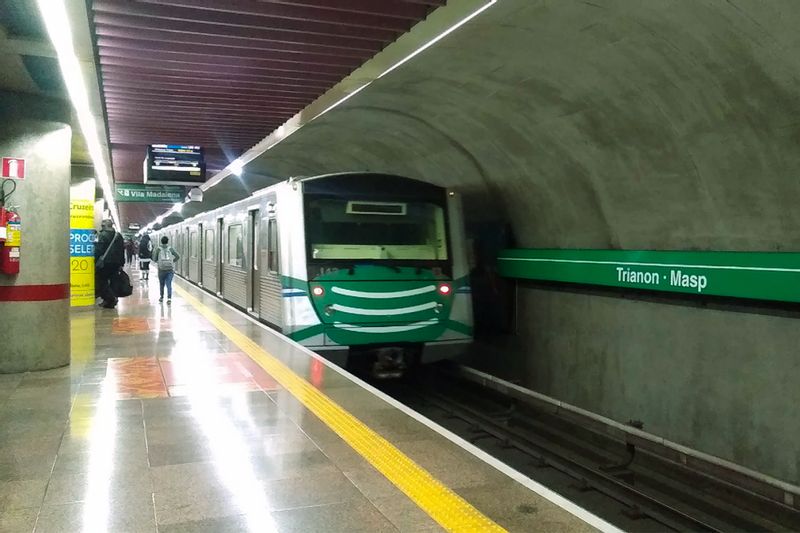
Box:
[0,267,602,532]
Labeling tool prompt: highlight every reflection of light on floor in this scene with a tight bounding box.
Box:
[231,393,258,433]
[70,314,96,369]
[168,342,277,532]
[81,368,118,532]
[69,394,94,439]
[310,359,325,389]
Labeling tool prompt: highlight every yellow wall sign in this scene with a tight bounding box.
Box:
[70,180,95,307]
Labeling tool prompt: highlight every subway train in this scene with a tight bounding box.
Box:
[153,172,473,374]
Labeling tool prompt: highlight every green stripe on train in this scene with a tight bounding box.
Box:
[287,319,472,345]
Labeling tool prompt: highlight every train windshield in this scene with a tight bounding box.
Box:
[305,196,448,261]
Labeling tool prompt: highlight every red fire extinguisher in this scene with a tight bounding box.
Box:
[0,208,20,275]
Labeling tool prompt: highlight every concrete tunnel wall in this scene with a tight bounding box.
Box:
[241,0,800,483]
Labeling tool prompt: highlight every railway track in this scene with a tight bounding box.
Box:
[371,363,800,532]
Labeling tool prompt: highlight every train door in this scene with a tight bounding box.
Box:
[258,208,282,327]
[184,227,190,275]
[247,209,261,316]
[197,223,204,285]
[171,230,179,275]
[187,229,193,279]
[216,217,224,295]
[173,231,179,276]
[174,230,179,275]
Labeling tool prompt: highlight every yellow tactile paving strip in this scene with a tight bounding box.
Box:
[176,285,506,533]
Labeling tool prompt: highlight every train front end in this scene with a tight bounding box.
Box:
[289,173,473,375]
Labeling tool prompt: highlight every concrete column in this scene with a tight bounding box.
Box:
[0,93,72,373]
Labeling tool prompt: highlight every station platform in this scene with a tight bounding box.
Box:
[0,268,614,532]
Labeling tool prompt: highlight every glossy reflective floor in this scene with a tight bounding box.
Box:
[0,267,597,533]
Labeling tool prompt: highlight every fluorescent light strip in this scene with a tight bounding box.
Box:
[153,0,497,228]
[36,0,121,230]
[312,82,372,121]
[378,0,497,79]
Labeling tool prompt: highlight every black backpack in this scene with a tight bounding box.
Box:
[112,269,133,298]
[138,237,152,259]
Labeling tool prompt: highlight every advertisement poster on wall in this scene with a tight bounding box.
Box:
[70,179,95,307]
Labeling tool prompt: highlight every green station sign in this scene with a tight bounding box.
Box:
[497,249,800,303]
[115,183,184,203]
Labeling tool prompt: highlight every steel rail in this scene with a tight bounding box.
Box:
[376,366,798,532]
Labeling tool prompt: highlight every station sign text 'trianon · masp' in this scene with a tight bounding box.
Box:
[497,249,800,303]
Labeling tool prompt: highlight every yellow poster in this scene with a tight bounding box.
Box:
[70,180,96,307]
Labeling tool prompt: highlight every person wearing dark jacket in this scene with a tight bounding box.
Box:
[138,233,153,281]
[94,219,125,308]
[124,239,135,265]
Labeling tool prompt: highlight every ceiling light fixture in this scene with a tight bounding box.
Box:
[36,0,121,230]
[229,159,244,177]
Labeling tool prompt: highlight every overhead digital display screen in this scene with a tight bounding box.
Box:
[143,144,206,186]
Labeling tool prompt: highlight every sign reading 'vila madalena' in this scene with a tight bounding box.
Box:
[497,249,800,303]
[115,183,184,203]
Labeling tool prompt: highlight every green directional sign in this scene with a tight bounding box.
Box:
[497,249,800,303]
[115,183,184,203]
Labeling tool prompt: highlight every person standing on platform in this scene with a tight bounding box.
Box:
[124,238,135,265]
[94,219,125,309]
[153,235,180,305]
[138,232,153,281]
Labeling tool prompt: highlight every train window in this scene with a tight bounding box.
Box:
[227,224,244,267]
[190,231,198,259]
[306,197,448,261]
[204,230,214,261]
[267,219,279,273]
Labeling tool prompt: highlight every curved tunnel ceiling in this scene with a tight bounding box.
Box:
[183,0,800,252]
[90,0,446,226]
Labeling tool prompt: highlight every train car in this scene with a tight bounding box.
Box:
[155,172,473,375]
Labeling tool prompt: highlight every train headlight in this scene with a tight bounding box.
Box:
[438,283,452,295]
[311,286,324,297]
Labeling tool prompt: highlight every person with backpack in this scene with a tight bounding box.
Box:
[153,235,180,304]
[94,219,125,309]
[138,233,153,281]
